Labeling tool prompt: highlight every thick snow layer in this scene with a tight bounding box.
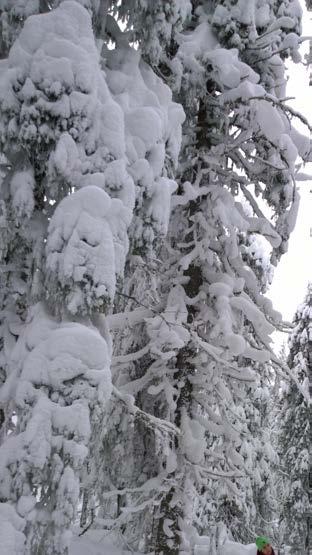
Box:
[0,504,25,555]
[181,411,205,464]
[46,186,130,313]
[220,542,257,555]
[1,303,112,460]
[207,48,259,89]
[175,18,259,92]
[68,533,259,555]
[69,531,139,555]
[105,46,184,249]
[18,325,111,403]
[0,302,112,554]
[106,46,184,169]
[6,1,126,158]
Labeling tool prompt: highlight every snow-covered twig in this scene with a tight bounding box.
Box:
[107,307,153,331]
[186,460,244,479]
[112,343,150,365]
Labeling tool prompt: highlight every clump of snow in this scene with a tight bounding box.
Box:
[105,46,184,252]
[206,47,259,89]
[146,284,190,358]
[45,186,129,314]
[103,158,135,212]
[5,1,125,157]
[252,99,285,143]
[10,169,35,220]
[181,410,205,464]
[145,177,177,237]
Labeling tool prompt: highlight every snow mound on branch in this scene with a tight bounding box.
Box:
[174,19,259,91]
[6,1,125,157]
[0,503,25,555]
[107,46,185,168]
[18,325,111,405]
[106,46,185,250]
[10,168,35,220]
[206,47,259,89]
[1,0,135,248]
[181,411,205,464]
[46,186,130,314]
[146,284,190,357]
[0,303,112,554]
[1,303,112,464]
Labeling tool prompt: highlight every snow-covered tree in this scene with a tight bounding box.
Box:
[74,34,185,543]
[77,1,309,552]
[278,284,311,553]
[107,1,309,552]
[0,2,135,552]
[0,1,310,553]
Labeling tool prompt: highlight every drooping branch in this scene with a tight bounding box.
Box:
[112,386,180,437]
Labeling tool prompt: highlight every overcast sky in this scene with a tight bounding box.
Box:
[268,0,312,350]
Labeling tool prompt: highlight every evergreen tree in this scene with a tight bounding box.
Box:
[106,1,309,552]
[0,2,134,552]
[78,34,185,544]
[278,284,311,554]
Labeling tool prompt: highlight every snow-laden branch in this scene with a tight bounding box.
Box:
[270,351,310,405]
[185,460,244,480]
[191,332,256,383]
[247,95,312,133]
[97,477,169,500]
[112,386,180,437]
[106,307,153,331]
[112,343,150,365]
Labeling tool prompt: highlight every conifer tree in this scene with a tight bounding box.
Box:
[0,2,134,552]
[102,1,309,553]
[278,285,311,554]
[115,1,311,552]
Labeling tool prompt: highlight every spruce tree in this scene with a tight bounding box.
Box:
[106,1,309,553]
[278,285,311,554]
[0,2,134,552]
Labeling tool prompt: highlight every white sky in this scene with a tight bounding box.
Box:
[268,0,312,350]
